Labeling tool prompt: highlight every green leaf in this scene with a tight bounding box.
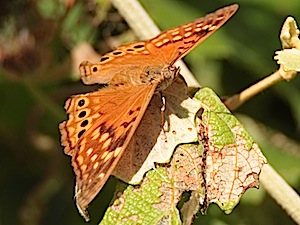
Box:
[100,169,181,225]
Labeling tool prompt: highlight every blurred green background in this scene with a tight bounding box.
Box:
[0,0,299,224]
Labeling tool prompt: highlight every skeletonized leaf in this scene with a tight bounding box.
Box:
[194,87,267,214]
[165,144,204,199]
[167,144,204,225]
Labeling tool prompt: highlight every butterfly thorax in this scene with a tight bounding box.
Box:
[156,65,180,91]
[109,64,179,91]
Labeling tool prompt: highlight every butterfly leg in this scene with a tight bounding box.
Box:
[160,92,168,142]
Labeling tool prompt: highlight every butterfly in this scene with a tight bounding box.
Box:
[59,4,238,221]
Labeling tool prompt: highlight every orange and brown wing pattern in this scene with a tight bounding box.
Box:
[59,84,157,220]
[146,4,238,65]
[80,4,238,85]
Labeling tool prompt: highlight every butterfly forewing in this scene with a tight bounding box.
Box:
[60,4,238,221]
[80,4,238,85]
[147,4,238,65]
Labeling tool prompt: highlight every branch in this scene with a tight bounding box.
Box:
[224,16,299,110]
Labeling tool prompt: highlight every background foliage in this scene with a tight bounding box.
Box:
[0,0,299,224]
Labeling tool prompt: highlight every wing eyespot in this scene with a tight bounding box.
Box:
[78,99,86,107]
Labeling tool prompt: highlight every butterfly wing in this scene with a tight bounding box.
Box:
[146,4,238,65]
[80,4,238,85]
[59,83,157,220]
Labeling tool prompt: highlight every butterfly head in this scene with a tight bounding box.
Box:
[156,65,181,91]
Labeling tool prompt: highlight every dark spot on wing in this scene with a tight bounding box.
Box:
[78,99,85,107]
[108,129,131,151]
[121,116,137,128]
[78,111,86,118]
[112,51,122,55]
[100,56,110,62]
[184,40,196,44]
[133,44,144,49]
[80,120,89,127]
[78,129,86,138]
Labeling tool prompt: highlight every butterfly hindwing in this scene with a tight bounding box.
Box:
[59,83,157,220]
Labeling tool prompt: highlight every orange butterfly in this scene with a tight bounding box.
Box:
[59,4,238,221]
